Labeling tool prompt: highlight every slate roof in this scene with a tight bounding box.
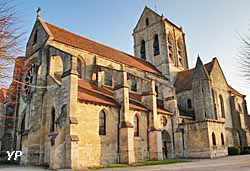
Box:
[45,22,161,76]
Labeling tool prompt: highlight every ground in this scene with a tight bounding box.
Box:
[0,155,250,171]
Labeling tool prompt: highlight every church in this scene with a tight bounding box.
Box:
[0,7,250,170]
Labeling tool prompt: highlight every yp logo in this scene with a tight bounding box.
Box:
[6,151,22,160]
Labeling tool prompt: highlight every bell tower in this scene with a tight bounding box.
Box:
[133,7,189,82]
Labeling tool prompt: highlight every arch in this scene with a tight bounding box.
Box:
[219,95,225,118]
[104,71,113,86]
[167,32,174,61]
[160,116,167,127]
[99,110,106,135]
[161,130,171,159]
[212,132,216,146]
[131,79,137,92]
[146,18,149,26]
[134,114,139,136]
[50,107,56,132]
[221,133,224,145]
[177,38,184,66]
[50,55,63,78]
[187,99,192,109]
[140,40,146,60]
[77,56,86,79]
[153,34,160,56]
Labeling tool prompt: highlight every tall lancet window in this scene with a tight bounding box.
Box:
[140,40,146,60]
[153,34,160,56]
[219,95,225,118]
[134,115,139,136]
[99,110,106,135]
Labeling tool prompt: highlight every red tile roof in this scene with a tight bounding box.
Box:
[175,61,214,93]
[45,22,161,76]
[78,80,171,113]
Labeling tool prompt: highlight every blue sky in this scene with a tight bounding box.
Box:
[12,0,250,108]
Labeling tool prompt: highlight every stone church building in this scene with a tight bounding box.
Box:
[0,7,250,169]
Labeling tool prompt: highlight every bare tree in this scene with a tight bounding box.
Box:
[239,28,250,83]
[0,1,23,86]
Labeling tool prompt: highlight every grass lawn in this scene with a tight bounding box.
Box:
[89,159,190,170]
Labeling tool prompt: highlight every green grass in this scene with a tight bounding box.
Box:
[89,159,190,170]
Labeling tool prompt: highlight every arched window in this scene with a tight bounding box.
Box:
[187,99,192,109]
[77,58,82,78]
[221,133,224,145]
[177,38,183,66]
[131,79,137,92]
[153,34,160,56]
[160,116,167,127]
[134,115,139,136]
[219,95,225,118]
[212,132,216,146]
[140,40,146,60]
[99,110,106,135]
[167,33,174,62]
[146,18,149,26]
[104,71,112,86]
[50,107,56,132]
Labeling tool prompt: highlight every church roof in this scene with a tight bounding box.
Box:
[78,80,171,113]
[45,22,162,76]
[175,58,245,98]
[175,60,214,93]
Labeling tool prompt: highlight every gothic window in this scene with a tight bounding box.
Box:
[77,58,82,79]
[146,18,149,26]
[212,132,216,146]
[24,64,36,97]
[131,79,137,92]
[50,107,56,132]
[219,95,225,118]
[187,99,192,109]
[153,34,160,56]
[21,115,25,134]
[104,71,112,86]
[33,30,38,45]
[160,116,167,127]
[99,110,106,135]
[221,133,224,145]
[167,33,174,62]
[140,40,146,60]
[134,115,139,136]
[177,38,184,66]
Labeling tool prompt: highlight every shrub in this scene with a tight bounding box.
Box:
[228,146,240,155]
[242,146,250,154]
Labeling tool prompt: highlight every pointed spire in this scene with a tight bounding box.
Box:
[37,7,41,18]
[193,55,210,80]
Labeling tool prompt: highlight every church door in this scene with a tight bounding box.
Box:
[162,130,171,159]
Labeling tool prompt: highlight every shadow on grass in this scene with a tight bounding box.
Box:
[89,159,190,170]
